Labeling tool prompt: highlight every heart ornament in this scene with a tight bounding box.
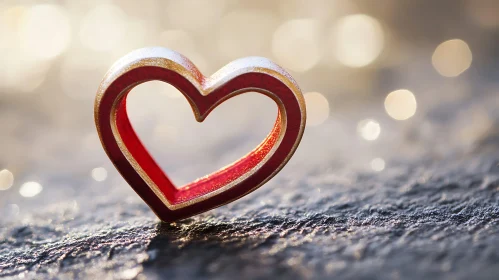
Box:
[95,47,306,222]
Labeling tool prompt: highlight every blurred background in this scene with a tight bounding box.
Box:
[0,0,498,220]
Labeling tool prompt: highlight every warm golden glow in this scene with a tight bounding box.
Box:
[0,169,14,191]
[432,39,472,77]
[19,4,71,60]
[331,14,384,68]
[1,6,26,29]
[91,167,108,182]
[19,181,43,197]
[384,89,417,120]
[304,92,330,126]
[80,4,127,52]
[272,19,322,72]
[357,119,381,141]
[0,5,53,93]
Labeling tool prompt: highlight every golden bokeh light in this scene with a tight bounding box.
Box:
[304,92,330,126]
[330,14,384,68]
[0,47,50,93]
[0,5,50,94]
[0,169,14,191]
[1,5,26,29]
[272,19,322,72]
[370,158,385,171]
[357,119,381,141]
[79,4,127,52]
[432,39,472,77]
[91,167,108,182]
[19,4,71,60]
[384,89,417,121]
[19,181,43,197]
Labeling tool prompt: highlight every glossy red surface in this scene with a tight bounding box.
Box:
[95,48,305,222]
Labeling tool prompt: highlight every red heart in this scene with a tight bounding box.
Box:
[95,47,306,222]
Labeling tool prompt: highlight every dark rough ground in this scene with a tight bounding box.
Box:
[1,148,499,279]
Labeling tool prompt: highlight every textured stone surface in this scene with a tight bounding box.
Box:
[1,149,499,279]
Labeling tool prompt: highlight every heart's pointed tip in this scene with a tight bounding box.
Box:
[192,110,207,123]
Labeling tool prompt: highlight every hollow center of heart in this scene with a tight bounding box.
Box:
[126,81,277,188]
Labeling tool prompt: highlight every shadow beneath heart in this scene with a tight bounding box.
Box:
[141,214,331,279]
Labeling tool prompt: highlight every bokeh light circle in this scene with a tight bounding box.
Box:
[19,181,43,197]
[79,4,127,52]
[357,119,381,141]
[0,169,14,191]
[370,158,385,171]
[384,89,417,120]
[304,92,330,126]
[330,14,384,68]
[19,4,71,60]
[272,19,322,72]
[91,167,108,182]
[432,39,472,77]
